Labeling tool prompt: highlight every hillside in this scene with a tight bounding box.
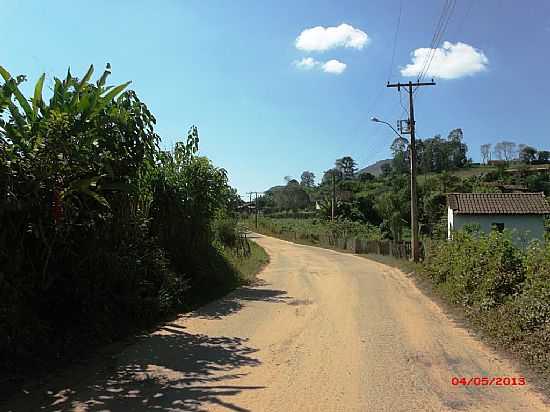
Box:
[357,159,392,177]
[419,163,550,179]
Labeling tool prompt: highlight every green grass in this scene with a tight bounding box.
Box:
[418,165,496,179]
[244,217,381,241]
[223,241,270,284]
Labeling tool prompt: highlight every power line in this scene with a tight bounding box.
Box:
[366,0,402,126]
[422,0,456,82]
[415,0,456,91]
[399,88,409,117]
[454,0,475,39]
[363,0,405,161]
[416,0,451,83]
[387,0,403,82]
[361,0,406,164]
[421,0,456,80]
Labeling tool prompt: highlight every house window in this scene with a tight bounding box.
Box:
[491,222,504,232]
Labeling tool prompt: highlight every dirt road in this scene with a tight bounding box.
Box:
[5,234,549,411]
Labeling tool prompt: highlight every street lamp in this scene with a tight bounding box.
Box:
[371,115,420,262]
[370,117,406,141]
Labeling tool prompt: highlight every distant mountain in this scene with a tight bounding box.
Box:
[357,159,392,177]
[265,185,285,193]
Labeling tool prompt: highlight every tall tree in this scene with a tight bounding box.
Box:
[335,156,357,179]
[519,146,537,164]
[480,144,491,164]
[322,168,343,185]
[494,141,516,161]
[390,137,409,174]
[426,135,447,172]
[493,142,504,160]
[447,128,468,168]
[300,171,315,187]
[266,180,309,210]
[537,150,550,163]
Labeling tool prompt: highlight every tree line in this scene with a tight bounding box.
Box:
[255,126,549,241]
[480,142,550,164]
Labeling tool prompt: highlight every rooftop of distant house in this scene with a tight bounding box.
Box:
[447,192,550,215]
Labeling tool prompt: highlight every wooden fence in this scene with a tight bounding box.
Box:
[273,230,425,260]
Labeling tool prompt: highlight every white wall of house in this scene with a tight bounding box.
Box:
[448,210,546,245]
[447,206,454,240]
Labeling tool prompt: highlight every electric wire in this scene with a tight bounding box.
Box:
[419,0,456,83]
[414,0,456,96]
[415,0,452,83]
[387,0,403,82]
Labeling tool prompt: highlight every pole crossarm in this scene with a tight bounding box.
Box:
[387,80,436,91]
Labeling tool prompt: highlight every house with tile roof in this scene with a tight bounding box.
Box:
[447,192,550,244]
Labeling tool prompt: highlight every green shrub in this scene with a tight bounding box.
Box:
[215,218,239,247]
[513,241,550,331]
[423,230,524,308]
[422,231,550,373]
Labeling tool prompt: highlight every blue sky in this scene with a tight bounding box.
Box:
[2,0,550,196]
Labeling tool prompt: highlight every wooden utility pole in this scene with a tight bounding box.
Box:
[255,193,259,229]
[331,172,336,222]
[246,191,262,230]
[386,80,435,262]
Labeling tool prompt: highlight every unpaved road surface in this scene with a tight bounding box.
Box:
[4,234,549,411]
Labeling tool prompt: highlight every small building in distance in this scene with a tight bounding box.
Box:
[447,192,550,244]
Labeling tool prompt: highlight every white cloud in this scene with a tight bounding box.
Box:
[322,59,347,74]
[294,57,320,70]
[293,58,347,75]
[295,23,369,52]
[400,41,488,79]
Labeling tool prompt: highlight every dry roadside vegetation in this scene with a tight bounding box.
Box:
[422,230,550,379]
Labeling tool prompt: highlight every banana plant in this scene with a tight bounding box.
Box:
[0,64,130,143]
[0,64,133,210]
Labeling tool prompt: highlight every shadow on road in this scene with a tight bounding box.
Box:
[189,279,290,320]
[4,271,290,411]
[6,326,263,412]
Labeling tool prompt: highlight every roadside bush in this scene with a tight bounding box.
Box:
[214,218,239,248]
[423,231,550,373]
[0,65,240,378]
[514,241,550,330]
[423,230,524,308]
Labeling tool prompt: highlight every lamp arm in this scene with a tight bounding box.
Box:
[380,121,406,141]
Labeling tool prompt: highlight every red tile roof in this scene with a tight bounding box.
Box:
[447,193,550,215]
